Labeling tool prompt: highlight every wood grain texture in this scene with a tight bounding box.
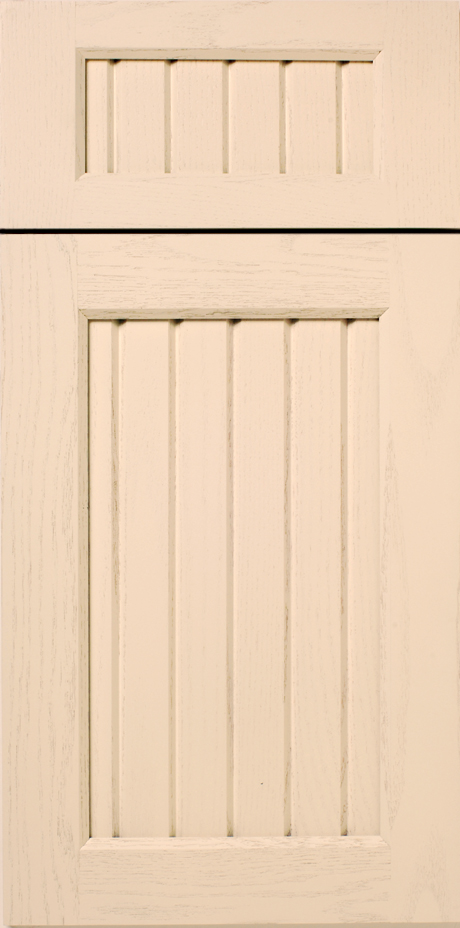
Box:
[3,3,460,227]
[347,320,380,836]
[118,322,171,837]
[342,63,373,175]
[79,836,390,924]
[0,0,76,226]
[77,234,389,315]
[286,63,337,175]
[6,231,460,924]
[72,172,392,229]
[76,2,385,52]
[2,235,84,924]
[175,322,228,836]
[171,62,224,173]
[233,322,285,837]
[89,322,118,837]
[229,62,280,173]
[115,61,166,173]
[86,61,114,173]
[290,321,344,836]
[380,236,460,920]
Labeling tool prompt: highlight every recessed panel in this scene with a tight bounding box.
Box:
[89,318,380,838]
[85,58,376,176]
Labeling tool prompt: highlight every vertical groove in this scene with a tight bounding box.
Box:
[226,321,234,836]
[340,320,348,836]
[336,62,343,175]
[107,61,115,174]
[164,61,172,174]
[279,62,287,175]
[168,321,176,837]
[284,321,292,836]
[222,62,230,174]
[111,322,120,837]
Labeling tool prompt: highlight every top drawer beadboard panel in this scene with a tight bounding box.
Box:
[85,59,373,177]
[1,1,460,228]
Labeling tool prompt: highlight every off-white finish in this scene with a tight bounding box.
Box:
[88,314,382,845]
[3,233,460,925]
[1,2,460,227]
[79,836,390,924]
[86,58,371,177]
[77,233,389,316]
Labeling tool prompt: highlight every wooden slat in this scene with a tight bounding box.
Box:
[80,836,390,925]
[73,172,391,227]
[175,322,229,836]
[290,321,344,836]
[86,60,113,173]
[233,321,285,836]
[2,235,83,924]
[171,61,224,173]
[77,233,389,316]
[286,63,337,174]
[347,320,380,835]
[118,322,171,837]
[89,322,118,838]
[229,62,280,173]
[115,61,166,173]
[380,235,460,917]
[342,62,373,175]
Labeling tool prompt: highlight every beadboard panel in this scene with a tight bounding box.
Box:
[86,58,373,177]
[5,234,460,924]
[2,2,460,226]
[89,317,380,840]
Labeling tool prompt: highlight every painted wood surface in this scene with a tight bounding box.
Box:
[118,323,172,837]
[86,58,374,179]
[290,321,345,836]
[79,836,390,924]
[285,63,337,175]
[115,61,166,173]
[2,3,460,226]
[379,236,460,920]
[88,317,380,842]
[347,320,380,836]
[4,233,460,925]
[175,322,229,837]
[1,235,86,924]
[77,234,389,316]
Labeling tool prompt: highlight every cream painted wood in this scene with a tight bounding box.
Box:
[171,62,224,174]
[89,321,118,838]
[290,320,345,837]
[79,836,390,924]
[347,320,380,836]
[115,61,166,174]
[77,234,389,316]
[175,322,229,837]
[1,2,460,227]
[379,235,460,921]
[118,322,172,837]
[2,235,88,925]
[3,233,460,925]
[285,63,337,175]
[86,61,114,174]
[88,314,380,846]
[233,321,286,837]
[229,63,280,174]
[342,63,373,175]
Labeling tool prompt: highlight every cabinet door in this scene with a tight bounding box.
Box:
[3,233,460,925]
[1,2,460,228]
